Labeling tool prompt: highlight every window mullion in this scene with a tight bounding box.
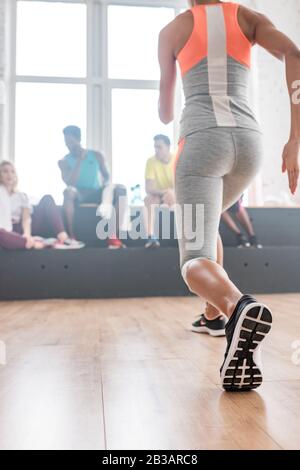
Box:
[87,0,94,150]
[88,0,107,161]
[4,0,17,163]
[101,1,112,175]
[96,0,186,9]
[16,76,87,84]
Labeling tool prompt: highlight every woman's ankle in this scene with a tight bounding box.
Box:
[226,294,244,319]
[204,303,222,320]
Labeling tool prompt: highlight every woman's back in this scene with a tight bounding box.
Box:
[173,1,261,137]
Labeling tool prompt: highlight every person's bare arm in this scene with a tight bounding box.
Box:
[21,207,32,237]
[158,21,177,124]
[58,158,81,187]
[252,10,300,194]
[95,152,110,185]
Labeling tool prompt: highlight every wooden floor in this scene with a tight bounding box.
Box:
[0,294,300,450]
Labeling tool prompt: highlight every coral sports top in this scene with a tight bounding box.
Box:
[177,1,262,138]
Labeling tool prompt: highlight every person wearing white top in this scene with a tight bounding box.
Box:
[0,184,12,232]
[0,161,84,250]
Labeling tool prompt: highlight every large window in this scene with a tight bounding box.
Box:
[16,1,87,77]
[109,4,175,192]
[108,5,174,80]
[112,88,172,190]
[10,1,185,202]
[15,83,86,202]
[14,0,88,202]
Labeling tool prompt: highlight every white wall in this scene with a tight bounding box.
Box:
[243,0,300,205]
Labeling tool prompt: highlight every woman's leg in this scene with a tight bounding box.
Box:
[0,229,27,250]
[177,168,243,317]
[204,233,226,319]
[176,129,263,318]
[63,188,78,239]
[32,195,67,240]
[185,258,242,318]
[144,194,161,238]
[236,206,255,237]
[113,184,128,235]
[180,182,242,318]
[222,210,242,234]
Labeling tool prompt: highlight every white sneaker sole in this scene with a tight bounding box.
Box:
[54,244,84,250]
[220,302,272,392]
[108,245,126,250]
[191,326,226,337]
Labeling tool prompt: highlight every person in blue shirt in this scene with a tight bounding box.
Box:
[58,125,127,248]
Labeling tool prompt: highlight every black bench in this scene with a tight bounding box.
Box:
[0,207,299,300]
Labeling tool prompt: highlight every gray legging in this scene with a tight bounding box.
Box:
[174,127,263,284]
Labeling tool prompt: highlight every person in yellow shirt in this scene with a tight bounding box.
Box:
[144,134,175,248]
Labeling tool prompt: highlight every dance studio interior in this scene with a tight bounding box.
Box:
[0,0,300,453]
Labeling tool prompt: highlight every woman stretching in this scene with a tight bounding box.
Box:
[158,0,299,390]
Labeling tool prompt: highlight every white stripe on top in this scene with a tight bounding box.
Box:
[206,5,236,126]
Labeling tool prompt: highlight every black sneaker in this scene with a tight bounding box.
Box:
[191,314,227,337]
[220,294,272,392]
[236,233,250,248]
[145,236,160,249]
[249,235,263,249]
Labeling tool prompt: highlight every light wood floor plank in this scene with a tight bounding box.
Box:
[0,294,299,450]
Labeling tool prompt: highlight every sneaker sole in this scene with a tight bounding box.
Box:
[191,326,226,337]
[220,302,272,392]
[108,245,126,250]
[54,245,84,250]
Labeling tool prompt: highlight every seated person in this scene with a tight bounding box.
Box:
[221,195,262,248]
[0,180,44,250]
[144,134,175,248]
[0,161,82,250]
[58,125,127,249]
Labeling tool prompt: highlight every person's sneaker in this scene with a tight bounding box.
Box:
[191,314,227,337]
[107,235,126,249]
[220,294,272,392]
[145,236,160,249]
[42,238,57,247]
[236,233,250,248]
[54,238,85,249]
[249,235,263,249]
[33,236,55,248]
